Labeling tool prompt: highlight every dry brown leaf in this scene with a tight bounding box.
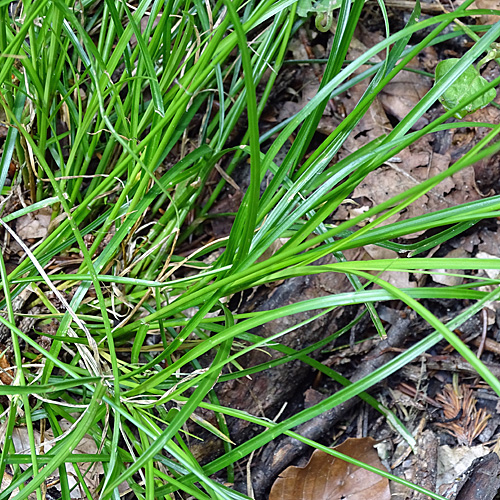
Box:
[277,37,327,129]
[15,208,51,240]
[379,60,432,130]
[475,252,500,280]
[0,354,13,385]
[352,136,479,232]
[11,420,104,498]
[341,37,392,151]
[472,0,500,24]
[431,247,469,286]
[269,437,391,500]
[129,13,161,48]
[363,245,416,288]
[478,227,500,257]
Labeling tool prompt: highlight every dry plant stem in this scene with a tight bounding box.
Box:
[0,220,103,377]
[476,308,488,359]
[472,336,500,357]
[248,313,413,498]
[379,0,446,13]
[391,416,427,470]
[426,357,500,378]
[114,229,179,330]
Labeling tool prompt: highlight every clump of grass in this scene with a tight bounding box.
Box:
[0,0,500,499]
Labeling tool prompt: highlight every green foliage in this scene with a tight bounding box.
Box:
[297,0,340,31]
[435,58,497,118]
[297,0,340,18]
[0,0,500,499]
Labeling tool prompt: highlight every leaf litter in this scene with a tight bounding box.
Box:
[10,420,104,499]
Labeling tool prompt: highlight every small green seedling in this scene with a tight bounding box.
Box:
[435,55,498,119]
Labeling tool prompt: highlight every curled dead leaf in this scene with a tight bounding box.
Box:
[0,354,13,385]
[472,0,500,24]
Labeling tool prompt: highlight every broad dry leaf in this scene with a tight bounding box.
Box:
[11,420,103,499]
[15,207,51,240]
[269,437,390,500]
[478,227,500,258]
[352,136,479,232]
[341,37,392,150]
[437,444,491,493]
[431,247,469,286]
[475,252,500,279]
[363,245,416,288]
[472,0,500,24]
[379,60,432,130]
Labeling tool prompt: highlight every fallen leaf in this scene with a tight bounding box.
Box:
[15,208,52,240]
[478,227,500,257]
[11,420,104,499]
[431,247,469,286]
[129,13,161,48]
[379,60,432,129]
[352,136,479,232]
[341,36,392,149]
[0,354,13,385]
[363,244,416,288]
[269,437,391,500]
[475,252,500,280]
[472,0,500,24]
[1,471,20,497]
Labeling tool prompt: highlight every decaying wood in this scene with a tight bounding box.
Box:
[411,430,439,500]
[425,358,500,379]
[452,453,500,500]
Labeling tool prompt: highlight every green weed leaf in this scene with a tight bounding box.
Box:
[298,0,340,31]
[435,58,496,118]
[297,0,314,17]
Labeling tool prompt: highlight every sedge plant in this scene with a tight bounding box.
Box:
[0,0,500,499]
